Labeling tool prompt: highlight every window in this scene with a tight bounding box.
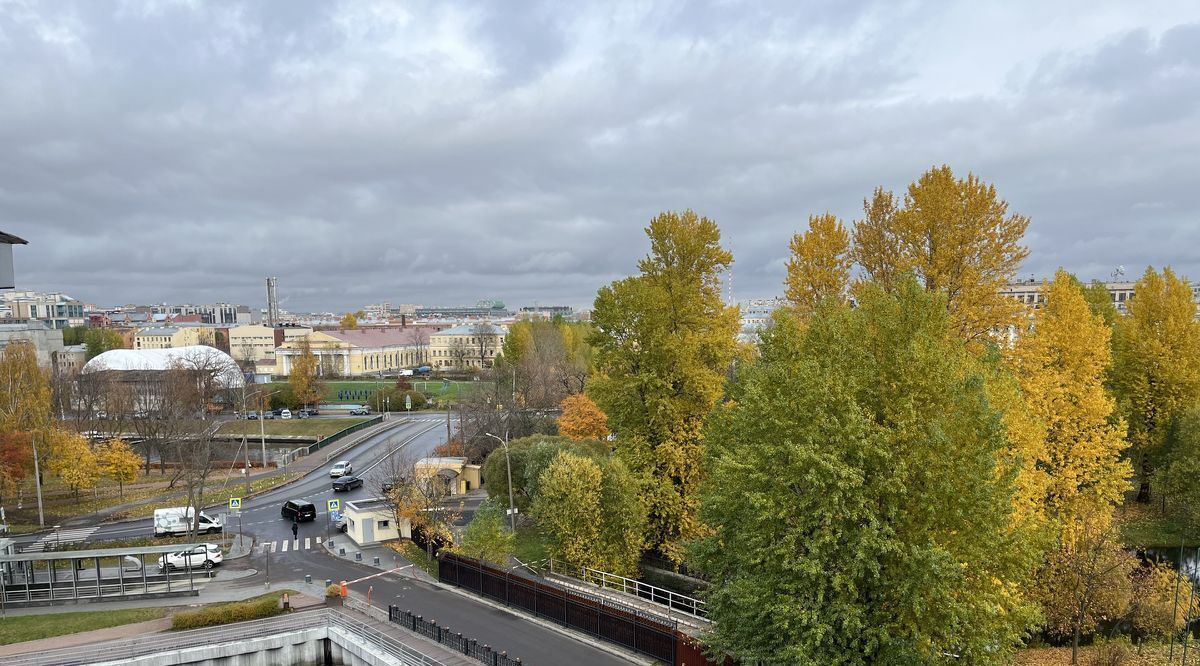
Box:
[379,520,390,528]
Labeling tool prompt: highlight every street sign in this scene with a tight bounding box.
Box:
[327,499,341,513]
[330,510,341,523]
[405,394,412,410]
[229,497,242,510]
[506,507,519,516]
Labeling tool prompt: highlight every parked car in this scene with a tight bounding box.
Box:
[272,408,283,417]
[349,406,370,416]
[380,477,403,493]
[332,475,363,492]
[157,543,223,571]
[246,411,259,420]
[305,407,320,416]
[280,409,292,420]
[281,499,317,522]
[262,411,275,420]
[334,516,348,533]
[329,460,353,478]
[296,410,309,419]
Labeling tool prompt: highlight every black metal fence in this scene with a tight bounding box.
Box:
[308,415,383,453]
[388,605,523,666]
[439,552,678,663]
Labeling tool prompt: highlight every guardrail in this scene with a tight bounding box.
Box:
[4,608,450,666]
[311,415,384,456]
[549,558,708,620]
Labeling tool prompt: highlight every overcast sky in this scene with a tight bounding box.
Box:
[3,1,1199,313]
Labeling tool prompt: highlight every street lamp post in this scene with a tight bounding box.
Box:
[257,389,282,474]
[484,432,516,531]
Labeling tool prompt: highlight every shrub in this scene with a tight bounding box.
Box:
[325,584,342,598]
[1088,638,1134,666]
[170,594,284,630]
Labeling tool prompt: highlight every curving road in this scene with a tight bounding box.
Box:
[9,414,631,665]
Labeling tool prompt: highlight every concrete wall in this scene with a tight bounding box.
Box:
[94,626,405,666]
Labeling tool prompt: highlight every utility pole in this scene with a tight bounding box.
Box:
[32,432,45,527]
[484,432,516,531]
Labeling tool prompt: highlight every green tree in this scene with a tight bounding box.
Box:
[785,212,852,315]
[1080,279,1119,327]
[593,456,647,577]
[456,499,515,566]
[61,325,87,346]
[82,328,125,359]
[0,341,51,433]
[851,165,1031,343]
[692,279,1040,664]
[532,451,602,568]
[1111,266,1200,500]
[588,209,740,563]
[1156,407,1200,532]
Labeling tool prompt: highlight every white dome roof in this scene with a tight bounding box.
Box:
[83,346,245,388]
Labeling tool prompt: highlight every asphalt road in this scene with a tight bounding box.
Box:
[8,413,629,664]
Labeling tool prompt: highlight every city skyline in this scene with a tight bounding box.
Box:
[4,1,1200,311]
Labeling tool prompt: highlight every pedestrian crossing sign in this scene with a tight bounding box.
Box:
[327,499,340,513]
[229,497,242,510]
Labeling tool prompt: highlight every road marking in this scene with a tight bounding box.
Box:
[316,536,323,544]
[304,537,311,549]
[21,526,100,553]
[281,539,289,552]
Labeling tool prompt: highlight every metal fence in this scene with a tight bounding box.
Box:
[389,605,524,666]
[312,414,384,455]
[5,608,449,666]
[439,552,678,663]
[550,558,708,620]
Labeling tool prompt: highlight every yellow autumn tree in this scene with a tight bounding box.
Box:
[852,165,1030,343]
[0,340,51,433]
[1111,266,1200,500]
[557,394,609,441]
[1011,270,1130,522]
[532,451,603,567]
[97,438,142,498]
[46,431,99,499]
[339,312,359,329]
[288,336,324,408]
[784,213,852,316]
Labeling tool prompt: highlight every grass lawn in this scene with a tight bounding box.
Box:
[0,607,170,645]
[390,540,438,577]
[265,379,483,405]
[1115,501,1198,547]
[513,525,549,565]
[217,417,370,438]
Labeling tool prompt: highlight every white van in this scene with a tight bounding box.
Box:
[153,507,223,537]
[280,409,293,420]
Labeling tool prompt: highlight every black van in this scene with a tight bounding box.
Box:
[281,499,317,522]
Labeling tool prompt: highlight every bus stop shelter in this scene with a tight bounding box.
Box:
[0,539,212,609]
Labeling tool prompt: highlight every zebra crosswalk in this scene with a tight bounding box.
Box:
[21,526,100,553]
[256,536,323,554]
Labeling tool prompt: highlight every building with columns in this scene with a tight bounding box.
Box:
[274,326,438,377]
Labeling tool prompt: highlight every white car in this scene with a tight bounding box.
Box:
[158,543,223,571]
[280,409,293,420]
[329,460,353,478]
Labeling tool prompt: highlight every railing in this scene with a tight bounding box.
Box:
[4,608,450,666]
[315,414,385,456]
[389,605,523,666]
[550,558,708,620]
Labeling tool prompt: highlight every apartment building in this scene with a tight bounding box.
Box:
[429,324,507,369]
[275,326,436,377]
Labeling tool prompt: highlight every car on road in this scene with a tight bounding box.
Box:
[280,409,292,420]
[246,411,258,420]
[329,460,353,478]
[349,406,370,415]
[332,475,364,492]
[301,407,320,416]
[296,410,309,419]
[157,543,223,571]
[281,499,317,522]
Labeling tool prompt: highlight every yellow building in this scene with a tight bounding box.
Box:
[414,457,483,497]
[227,324,312,365]
[133,326,213,349]
[274,327,434,377]
[428,324,507,369]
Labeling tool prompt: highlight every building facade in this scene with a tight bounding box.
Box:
[274,326,435,377]
[0,320,65,368]
[227,324,312,365]
[134,326,217,350]
[4,291,86,329]
[428,324,507,369]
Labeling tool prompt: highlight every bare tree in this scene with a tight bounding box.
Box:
[448,339,470,370]
[412,327,430,367]
[369,448,462,556]
[470,322,499,369]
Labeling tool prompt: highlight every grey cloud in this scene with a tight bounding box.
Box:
[2,1,1200,312]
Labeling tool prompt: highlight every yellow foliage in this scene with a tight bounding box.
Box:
[97,438,142,495]
[46,430,99,494]
[0,340,51,433]
[1010,270,1130,523]
[784,212,851,315]
[852,165,1030,343]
